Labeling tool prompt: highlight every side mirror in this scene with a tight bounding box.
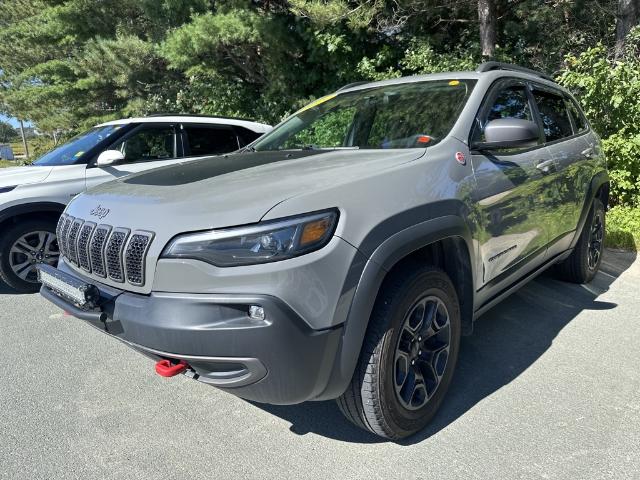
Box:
[96,149,125,166]
[473,118,539,150]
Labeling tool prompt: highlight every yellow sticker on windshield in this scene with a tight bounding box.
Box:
[448,80,460,86]
[296,94,337,114]
[74,151,84,157]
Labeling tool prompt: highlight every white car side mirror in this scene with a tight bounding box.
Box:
[96,149,125,166]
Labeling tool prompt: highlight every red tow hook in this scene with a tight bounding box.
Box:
[155,359,189,377]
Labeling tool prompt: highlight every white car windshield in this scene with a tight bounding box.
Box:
[33,125,123,166]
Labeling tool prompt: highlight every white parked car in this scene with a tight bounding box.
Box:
[0,115,271,292]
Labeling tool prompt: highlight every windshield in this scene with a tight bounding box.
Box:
[33,125,123,166]
[253,79,476,151]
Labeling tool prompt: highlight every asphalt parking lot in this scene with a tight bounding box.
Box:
[1,249,639,480]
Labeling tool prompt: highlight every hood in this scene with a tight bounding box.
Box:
[66,149,424,231]
[0,166,53,188]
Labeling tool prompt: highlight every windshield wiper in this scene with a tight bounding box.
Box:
[296,145,360,151]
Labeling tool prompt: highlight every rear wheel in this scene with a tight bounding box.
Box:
[555,198,605,284]
[0,219,60,293]
[337,266,461,439]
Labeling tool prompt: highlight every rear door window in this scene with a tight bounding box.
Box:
[183,125,240,156]
[532,90,573,142]
[565,98,588,134]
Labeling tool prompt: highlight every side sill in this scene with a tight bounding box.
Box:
[473,249,572,320]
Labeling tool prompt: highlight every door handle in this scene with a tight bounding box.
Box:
[535,159,556,174]
[581,147,594,158]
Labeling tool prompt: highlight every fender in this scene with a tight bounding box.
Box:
[0,202,66,226]
[316,214,476,401]
[570,170,609,250]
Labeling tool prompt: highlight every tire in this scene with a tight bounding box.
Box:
[554,198,605,284]
[337,265,461,439]
[0,219,60,293]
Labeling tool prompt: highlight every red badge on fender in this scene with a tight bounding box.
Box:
[455,152,466,165]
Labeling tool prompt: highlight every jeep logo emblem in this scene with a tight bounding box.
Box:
[90,205,110,219]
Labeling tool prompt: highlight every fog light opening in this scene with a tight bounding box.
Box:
[248,305,265,321]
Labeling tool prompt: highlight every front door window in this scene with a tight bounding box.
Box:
[111,126,176,163]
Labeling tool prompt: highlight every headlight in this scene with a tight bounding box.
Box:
[162,209,339,267]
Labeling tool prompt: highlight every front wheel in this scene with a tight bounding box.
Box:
[0,219,60,293]
[337,266,461,439]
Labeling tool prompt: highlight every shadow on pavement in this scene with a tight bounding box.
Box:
[0,281,17,295]
[0,280,37,296]
[251,249,637,444]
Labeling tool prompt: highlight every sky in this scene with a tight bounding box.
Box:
[0,113,19,127]
[0,113,32,128]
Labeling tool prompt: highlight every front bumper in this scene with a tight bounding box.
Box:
[40,267,343,405]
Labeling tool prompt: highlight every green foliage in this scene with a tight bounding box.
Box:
[400,41,478,74]
[0,0,638,228]
[558,28,640,207]
[288,0,383,30]
[606,206,640,251]
[0,121,19,143]
[356,40,478,81]
[603,134,640,207]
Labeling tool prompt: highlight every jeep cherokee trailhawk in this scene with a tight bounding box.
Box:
[39,63,608,439]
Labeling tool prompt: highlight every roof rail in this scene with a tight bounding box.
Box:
[336,81,370,92]
[476,62,554,82]
[145,113,258,122]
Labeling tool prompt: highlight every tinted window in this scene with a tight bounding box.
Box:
[184,125,239,156]
[565,98,588,133]
[474,85,534,143]
[236,126,264,146]
[487,86,533,122]
[533,90,573,142]
[111,126,175,163]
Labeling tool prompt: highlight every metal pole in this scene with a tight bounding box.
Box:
[19,119,29,159]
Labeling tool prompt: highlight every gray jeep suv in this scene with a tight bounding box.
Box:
[39,63,608,439]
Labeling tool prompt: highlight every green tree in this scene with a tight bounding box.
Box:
[0,121,18,143]
[559,28,640,206]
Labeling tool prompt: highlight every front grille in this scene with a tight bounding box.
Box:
[124,232,153,286]
[105,229,129,283]
[58,215,74,258]
[90,225,111,277]
[77,222,96,272]
[57,216,154,287]
[66,219,83,265]
[56,215,66,252]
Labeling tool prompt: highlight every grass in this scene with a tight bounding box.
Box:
[605,206,640,251]
[0,142,26,167]
[0,159,21,168]
[10,141,25,157]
